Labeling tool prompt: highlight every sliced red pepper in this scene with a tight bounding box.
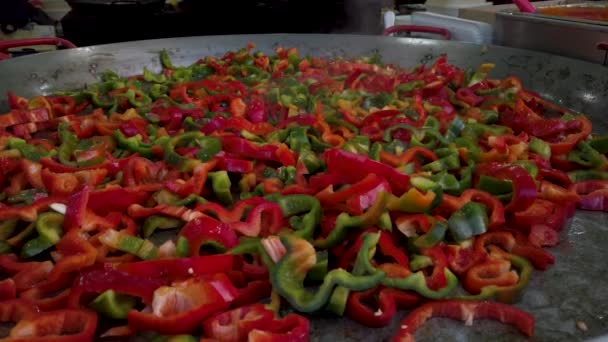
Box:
[179,217,239,254]
[63,185,90,231]
[68,268,164,307]
[127,276,230,335]
[463,257,519,294]
[19,287,70,311]
[316,173,390,212]
[346,286,419,328]
[6,308,97,342]
[324,148,410,195]
[539,181,580,204]
[247,312,309,342]
[220,136,295,166]
[391,300,534,341]
[549,116,592,155]
[87,186,150,215]
[37,230,97,293]
[0,278,16,300]
[475,163,537,212]
[215,152,254,173]
[571,181,608,211]
[528,224,559,248]
[0,196,64,222]
[230,202,283,237]
[0,254,53,291]
[7,92,29,110]
[0,299,37,330]
[0,108,50,129]
[511,198,568,231]
[444,244,485,275]
[231,279,272,308]
[202,304,275,342]
[475,231,554,270]
[39,154,136,177]
[421,245,449,290]
[117,255,236,281]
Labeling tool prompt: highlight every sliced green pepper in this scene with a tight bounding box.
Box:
[113,131,157,158]
[414,221,448,249]
[143,215,183,238]
[529,137,551,160]
[175,236,190,257]
[143,67,168,84]
[20,212,64,259]
[89,290,137,319]
[568,141,605,168]
[267,194,321,241]
[271,235,384,313]
[314,192,387,249]
[208,171,233,205]
[454,254,532,303]
[448,202,489,242]
[5,138,52,161]
[590,136,608,154]
[477,175,513,196]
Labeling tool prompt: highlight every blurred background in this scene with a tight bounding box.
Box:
[0,0,515,46]
[2,0,607,65]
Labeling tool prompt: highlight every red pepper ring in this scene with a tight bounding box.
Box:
[463,258,519,295]
[475,163,537,212]
[4,308,98,342]
[346,286,419,328]
[391,300,534,342]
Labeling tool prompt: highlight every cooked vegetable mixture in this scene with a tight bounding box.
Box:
[0,44,606,341]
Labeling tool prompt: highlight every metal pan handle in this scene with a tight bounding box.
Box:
[0,37,77,60]
[383,25,452,40]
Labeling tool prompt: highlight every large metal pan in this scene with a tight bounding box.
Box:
[0,34,607,342]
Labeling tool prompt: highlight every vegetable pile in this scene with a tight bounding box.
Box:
[0,44,606,342]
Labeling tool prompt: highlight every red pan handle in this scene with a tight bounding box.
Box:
[383,25,452,40]
[0,37,77,60]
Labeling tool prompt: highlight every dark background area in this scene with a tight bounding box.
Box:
[61,0,351,46]
[1,0,513,47]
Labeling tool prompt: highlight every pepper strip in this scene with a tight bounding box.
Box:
[475,163,537,212]
[68,268,164,307]
[2,308,98,342]
[324,148,410,195]
[391,300,534,342]
[314,192,388,249]
[127,276,233,335]
[267,194,321,240]
[269,235,384,313]
[345,286,419,328]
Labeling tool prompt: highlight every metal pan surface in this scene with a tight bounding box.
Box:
[0,34,607,341]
